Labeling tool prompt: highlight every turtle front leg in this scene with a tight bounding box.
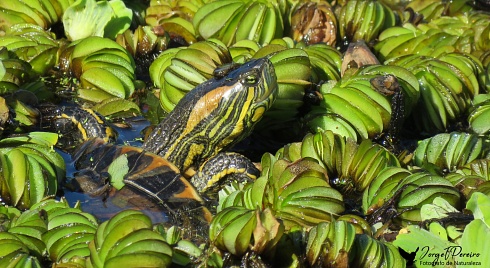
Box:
[69,169,112,198]
[191,152,261,197]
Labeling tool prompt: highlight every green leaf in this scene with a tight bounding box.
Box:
[27,132,59,147]
[175,239,203,260]
[420,196,459,221]
[63,0,131,41]
[104,0,133,39]
[93,97,141,117]
[446,225,463,242]
[466,192,490,228]
[0,62,5,80]
[457,219,490,267]
[428,222,448,241]
[108,153,129,190]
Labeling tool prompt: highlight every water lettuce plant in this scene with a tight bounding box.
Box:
[63,0,132,41]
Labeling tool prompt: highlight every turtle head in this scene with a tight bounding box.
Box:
[215,57,278,142]
[180,57,277,158]
[148,57,277,171]
[228,57,278,125]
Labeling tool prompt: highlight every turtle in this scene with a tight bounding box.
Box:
[42,57,278,223]
[38,102,118,151]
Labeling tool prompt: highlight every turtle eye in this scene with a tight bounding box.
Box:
[243,74,258,85]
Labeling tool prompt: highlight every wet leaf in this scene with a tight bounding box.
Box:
[107,153,129,190]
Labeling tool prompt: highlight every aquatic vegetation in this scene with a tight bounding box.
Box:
[62,0,132,41]
[0,0,489,267]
